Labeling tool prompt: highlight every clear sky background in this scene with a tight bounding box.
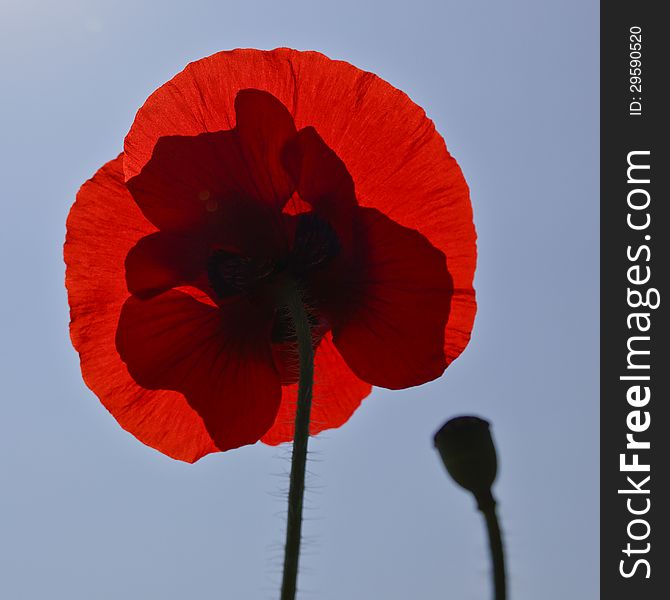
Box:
[0,1,598,598]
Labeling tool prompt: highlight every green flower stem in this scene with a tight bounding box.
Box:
[279,284,314,600]
[476,490,507,600]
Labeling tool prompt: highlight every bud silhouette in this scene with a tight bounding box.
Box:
[434,415,497,501]
[434,415,506,599]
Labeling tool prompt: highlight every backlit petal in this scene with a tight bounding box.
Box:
[126,89,296,231]
[125,231,210,298]
[332,208,453,389]
[234,89,297,208]
[65,156,256,462]
[116,291,281,452]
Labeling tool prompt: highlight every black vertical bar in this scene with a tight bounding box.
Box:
[601,2,669,598]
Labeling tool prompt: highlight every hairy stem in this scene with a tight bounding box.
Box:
[279,285,314,600]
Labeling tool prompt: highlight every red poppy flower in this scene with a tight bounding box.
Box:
[65,48,477,463]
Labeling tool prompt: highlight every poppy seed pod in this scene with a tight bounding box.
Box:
[434,416,498,497]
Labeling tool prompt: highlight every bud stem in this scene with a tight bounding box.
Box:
[476,490,506,600]
[279,284,314,600]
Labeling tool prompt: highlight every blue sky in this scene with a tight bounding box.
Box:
[0,1,598,598]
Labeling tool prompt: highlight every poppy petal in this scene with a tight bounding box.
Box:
[123,48,476,367]
[125,231,210,298]
[332,208,453,390]
[125,130,290,241]
[65,156,246,462]
[262,333,372,445]
[282,126,357,253]
[125,130,239,232]
[124,49,303,181]
[116,291,281,452]
[234,89,297,208]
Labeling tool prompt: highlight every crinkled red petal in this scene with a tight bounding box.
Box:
[332,208,453,389]
[64,156,273,462]
[234,89,297,208]
[262,333,372,445]
[126,89,296,238]
[124,231,211,299]
[116,291,281,452]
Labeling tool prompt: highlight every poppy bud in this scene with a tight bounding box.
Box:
[434,416,498,500]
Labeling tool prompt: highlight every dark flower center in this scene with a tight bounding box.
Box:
[206,212,340,300]
[206,252,276,298]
